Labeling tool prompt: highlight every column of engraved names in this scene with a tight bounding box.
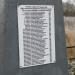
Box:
[30,11,46,65]
[23,11,31,66]
[30,10,50,65]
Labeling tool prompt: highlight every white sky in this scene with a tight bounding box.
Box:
[62,0,75,5]
[62,0,68,2]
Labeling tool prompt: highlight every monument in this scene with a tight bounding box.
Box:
[3,0,69,75]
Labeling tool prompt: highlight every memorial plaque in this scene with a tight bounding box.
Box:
[17,5,55,68]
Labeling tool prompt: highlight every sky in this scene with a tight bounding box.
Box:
[62,0,68,2]
[62,0,75,5]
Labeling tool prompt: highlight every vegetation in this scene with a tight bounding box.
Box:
[64,17,75,75]
[63,2,75,16]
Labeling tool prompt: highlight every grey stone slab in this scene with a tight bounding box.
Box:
[3,0,69,75]
[0,0,6,74]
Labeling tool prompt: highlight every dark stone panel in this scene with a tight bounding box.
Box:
[3,0,69,75]
[0,0,6,75]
